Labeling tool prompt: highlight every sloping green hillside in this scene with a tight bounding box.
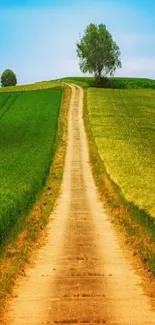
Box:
[63,77,155,89]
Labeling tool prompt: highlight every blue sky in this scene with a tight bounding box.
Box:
[0,0,155,84]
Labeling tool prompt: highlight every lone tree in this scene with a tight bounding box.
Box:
[1,69,17,87]
[76,23,122,83]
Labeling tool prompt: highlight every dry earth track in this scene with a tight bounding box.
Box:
[5,84,155,324]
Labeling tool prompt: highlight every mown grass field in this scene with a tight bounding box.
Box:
[87,88,155,218]
[0,87,62,246]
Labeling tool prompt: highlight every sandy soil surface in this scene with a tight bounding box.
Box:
[5,84,155,324]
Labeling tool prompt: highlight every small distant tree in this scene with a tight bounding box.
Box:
[76,23,122,83]
[1,69,17,87]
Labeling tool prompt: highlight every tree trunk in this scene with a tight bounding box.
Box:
[95,70,102,86]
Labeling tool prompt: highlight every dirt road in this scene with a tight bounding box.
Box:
[7,85,155,324]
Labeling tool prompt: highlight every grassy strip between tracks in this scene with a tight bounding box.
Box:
[0,85,71,319]
[83,88,155,295]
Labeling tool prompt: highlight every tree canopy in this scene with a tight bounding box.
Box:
[1,69,17,87]
[76,23,122,81]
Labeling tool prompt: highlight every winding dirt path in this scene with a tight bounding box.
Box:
[6,85,155,324]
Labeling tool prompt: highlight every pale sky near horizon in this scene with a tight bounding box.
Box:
[0,0,155,84]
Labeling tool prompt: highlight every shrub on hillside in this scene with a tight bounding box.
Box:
[1,69,17,87]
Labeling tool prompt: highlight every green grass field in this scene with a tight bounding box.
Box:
[63,77,155,89]
[0,87,62,245]
[87,88,155,218]
[0,80,65,93]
